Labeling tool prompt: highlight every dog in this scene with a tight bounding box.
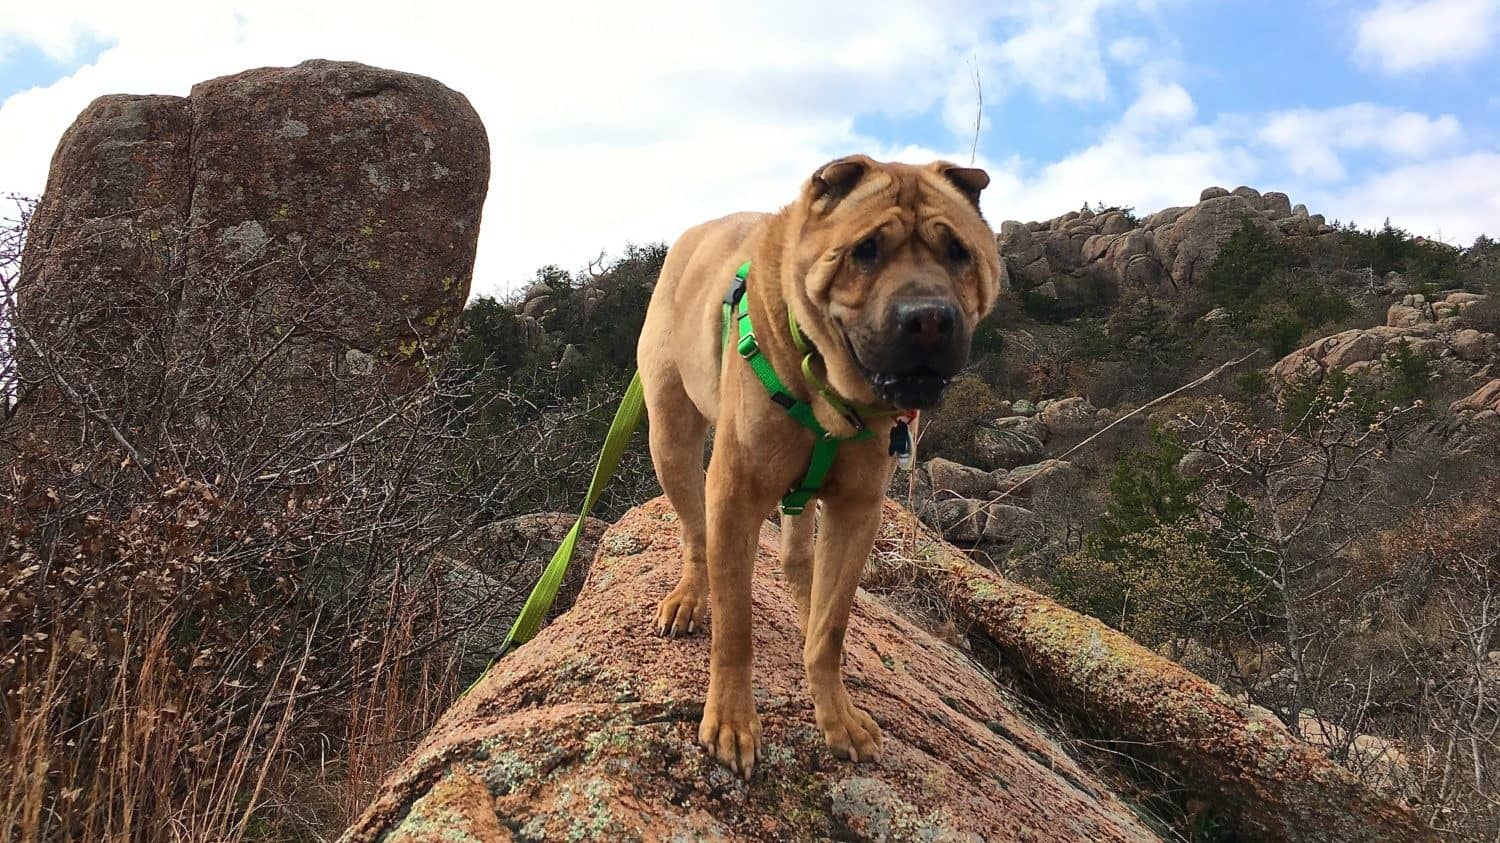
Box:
[636,154,1002,777]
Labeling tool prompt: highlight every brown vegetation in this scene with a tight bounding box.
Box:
[0,203,648,840]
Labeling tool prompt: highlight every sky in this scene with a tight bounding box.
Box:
[1,0,1498,298]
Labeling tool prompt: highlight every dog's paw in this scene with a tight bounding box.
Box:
[698,697,762,779]
[654,580,708,637]
[816,695,882,763]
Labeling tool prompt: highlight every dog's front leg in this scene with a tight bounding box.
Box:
[805,490,883,763]
[698,442,772,778]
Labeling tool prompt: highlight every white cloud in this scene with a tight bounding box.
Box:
[0,0,1154,296]
[2,0,1495,302]
[1107,36,1151,65]
[1258,104,1463,180]
[1119,78,1196,132]
[1354,0,1500,74]
[980,78,1257,221]
[961,80,1496,247]
[1312,153,1500,244]
[994,0,1117,103]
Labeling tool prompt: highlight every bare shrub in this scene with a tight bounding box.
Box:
[1,207,654,839]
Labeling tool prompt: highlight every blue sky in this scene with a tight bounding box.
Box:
[2,1,1498,296]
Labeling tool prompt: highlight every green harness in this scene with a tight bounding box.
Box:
[724,260,894,515]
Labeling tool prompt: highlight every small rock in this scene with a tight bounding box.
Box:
[345,348,375,376]
[924,458,1003,499]
[1038,396,1096,437]
[1451,329,1496,363]
[1177,449,1217,477]
[971,426,1045,471]
[993,415,1047,442]
[1387,298,1434,328]
[1200,306,1231,325]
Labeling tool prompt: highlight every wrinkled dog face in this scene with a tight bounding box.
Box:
[789,155,1003,410]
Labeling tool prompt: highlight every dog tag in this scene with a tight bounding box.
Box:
[889,419,913,469]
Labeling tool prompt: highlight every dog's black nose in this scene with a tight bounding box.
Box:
[893,298,958,349]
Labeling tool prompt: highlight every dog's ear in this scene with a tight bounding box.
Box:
[932,162,990,207]
[809,154,874,206]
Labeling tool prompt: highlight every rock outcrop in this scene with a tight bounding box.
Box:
[17,60,488,413]
[1452,379,1500,422]
[1268,292,1496,390]
[1450,378,1500,450]
[996,187,1338,311]
[918,396,1106,545]
[345,498,1156,841]
[346,498,1432,842]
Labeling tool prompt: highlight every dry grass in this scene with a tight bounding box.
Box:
[1,587,463,841]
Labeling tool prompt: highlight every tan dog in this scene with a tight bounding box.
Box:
[636,154,1001,776]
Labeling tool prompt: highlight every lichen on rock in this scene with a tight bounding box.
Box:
[343,498,1158,842]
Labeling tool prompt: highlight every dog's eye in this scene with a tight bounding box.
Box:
[851,236,879,263]
[947,237,970,263]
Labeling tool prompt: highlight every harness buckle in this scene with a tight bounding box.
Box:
[736,329,758,358]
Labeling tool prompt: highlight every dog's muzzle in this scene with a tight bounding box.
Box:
[847,297,969,410]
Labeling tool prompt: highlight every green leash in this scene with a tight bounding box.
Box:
[474,370,644,680]
[468,261,900,686]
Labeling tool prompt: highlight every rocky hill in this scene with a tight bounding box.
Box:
[999,186,1338,308]
[344,498,1432,842]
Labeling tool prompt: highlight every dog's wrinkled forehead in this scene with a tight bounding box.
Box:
[795,154,1000,312]
[806,154,988,218]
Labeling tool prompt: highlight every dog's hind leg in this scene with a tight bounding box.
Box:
[780,509,815,635]
[648,377,712,637]
[804,490,884,763]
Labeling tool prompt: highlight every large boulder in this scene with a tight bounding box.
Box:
[345,498,1155,841]
[1038,396,1098,438]
[1153,193,1280,288]
[1450,328,1497,362]
[17,60,488,428]
[346,498,1434,842]
[183,61,487,358]
[1261,191,1293,219]
[922,457,1005,499]
[971,426,1046,470]
[995,459,1079,500]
